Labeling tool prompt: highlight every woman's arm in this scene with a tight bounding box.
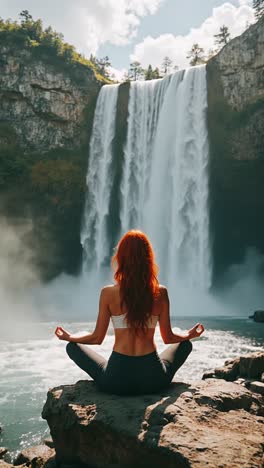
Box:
[158,287,204,344]
[55,287,111,344]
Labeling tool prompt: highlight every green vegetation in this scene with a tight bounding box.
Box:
[0,128,89,279]
[0,10,112,84]
[186,44,205,66]
[144,65,161,80]
[214,25,231,47]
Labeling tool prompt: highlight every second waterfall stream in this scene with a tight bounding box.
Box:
[81,65,211,293]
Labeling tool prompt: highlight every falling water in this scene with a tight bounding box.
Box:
[120,76,171,231]
[81,84,119,270]
[145,66,211,290]
[82,66,211,290]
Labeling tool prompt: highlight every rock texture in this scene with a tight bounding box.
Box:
[203,351,264,383]
[209,17,264,111]
[0,449,8,459]
[207,17,264,279]
[13,445,55,466]
[0,45,102,152]
[42,378,264,468]
[250,310,264,322]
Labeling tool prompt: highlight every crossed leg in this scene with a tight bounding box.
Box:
[66,342,107,382]
[159,340,193,382]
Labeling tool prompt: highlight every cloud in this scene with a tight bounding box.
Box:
[109,66,127,82]
[130,2,255,70]
[0,0,164,55]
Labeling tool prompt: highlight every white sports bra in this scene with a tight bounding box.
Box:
[111,313,159,329]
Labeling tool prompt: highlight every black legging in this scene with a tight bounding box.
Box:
[66,340,193,395]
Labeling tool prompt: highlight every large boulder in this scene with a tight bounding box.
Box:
[42,378,264,467]
[249,310,264,323]
[203,351,264,382]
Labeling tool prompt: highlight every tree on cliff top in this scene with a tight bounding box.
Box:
[253,0,264,18]
[0,12,112,83]
[186,44,205,66]
[144,65,161,80]
[162,56,173,75]
[128,61,144,80]
[214,25,231,48]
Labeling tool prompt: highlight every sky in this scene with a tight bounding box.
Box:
[0,0,255,79]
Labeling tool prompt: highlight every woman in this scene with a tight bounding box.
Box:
[55,230,204,395]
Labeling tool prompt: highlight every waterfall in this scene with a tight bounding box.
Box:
[81,84,119,270]
[82,66,211,291]
[145,66,211,290]
[120,76,171,231]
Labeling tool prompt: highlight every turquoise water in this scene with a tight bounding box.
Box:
[0,316,263,462]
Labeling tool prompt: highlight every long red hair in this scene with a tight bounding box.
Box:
[112,230,160,331]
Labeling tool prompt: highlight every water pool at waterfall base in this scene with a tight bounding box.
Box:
[0,317,263,461]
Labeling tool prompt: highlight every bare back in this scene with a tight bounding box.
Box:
[106,284,167,356]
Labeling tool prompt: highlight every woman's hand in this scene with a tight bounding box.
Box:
[55,326,71,342]
[188,323,204,339]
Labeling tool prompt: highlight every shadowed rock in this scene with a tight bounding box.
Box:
[249,310,264,323]
[203,351,264,383]
[42,378,264,468]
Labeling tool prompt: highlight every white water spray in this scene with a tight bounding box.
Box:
[81,84,119,270]
[145,66,211,290]
[82,67,211,291]
[120,76,171,231]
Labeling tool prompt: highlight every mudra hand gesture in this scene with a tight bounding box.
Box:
[188,323,204,339]
[55,326,71,341]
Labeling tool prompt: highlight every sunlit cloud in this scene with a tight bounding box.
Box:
[130,2,255,70]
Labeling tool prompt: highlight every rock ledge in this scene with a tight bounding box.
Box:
[42,378,264,467]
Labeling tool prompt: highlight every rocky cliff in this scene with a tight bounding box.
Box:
[206,16,264,280]
[0,45,101,153]
[0,29,108,279]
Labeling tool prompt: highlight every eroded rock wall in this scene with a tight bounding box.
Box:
[207,16,264,281]
[0,45,101,152]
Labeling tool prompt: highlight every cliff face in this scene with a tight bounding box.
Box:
[211,17,264,111]
[0,42,105,280]
[206,16,264,281]
[0,45,101,152]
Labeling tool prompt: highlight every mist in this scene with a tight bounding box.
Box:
[0,219,264,334]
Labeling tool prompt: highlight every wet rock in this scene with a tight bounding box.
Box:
[43,438,54,449]
[0,449,8,459]
[203,351,264,382]
[248,381,264,395]
[0,462,13,468]
[249,310,264,323]
[42,379,264,468]
[13,445,55,467]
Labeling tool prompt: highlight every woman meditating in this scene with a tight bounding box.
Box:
[55,230,204,395]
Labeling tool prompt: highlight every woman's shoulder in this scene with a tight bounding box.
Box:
[101,284,119,296]
[157,284,169,301]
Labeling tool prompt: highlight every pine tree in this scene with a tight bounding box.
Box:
[153,67,161,79]
[162,56,173,75]
[214,25,231,48]
[253,0,264,19]
[186,44,205,66]
[129,61,144,80]
[19,10,33,23]
[144,65,161,80]
[97,56,111,77]
[145,64,153,80]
